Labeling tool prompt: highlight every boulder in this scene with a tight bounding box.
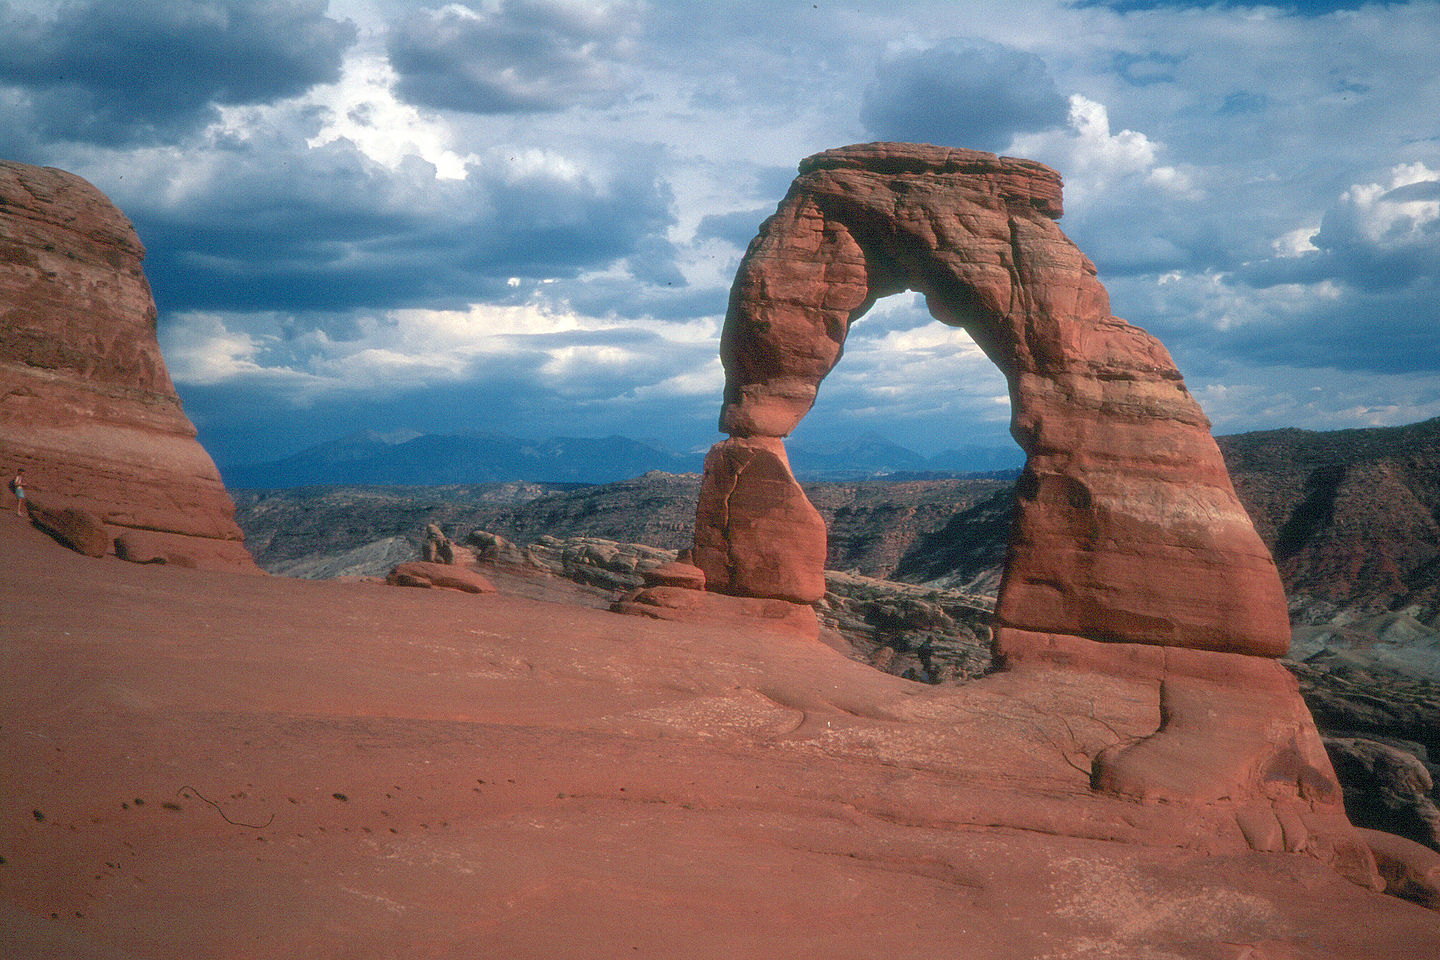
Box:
[1325,737,1440,851]
[1360,827,1440,910]
[468,530,529,567]
[0,160,257,573]
[114,530,167,564]
[642,561,706,590]
[468,530,678,593]
[422,523,456,564]
[27,503,108,558]
[386,561,496,594]
[694,142,1288,657]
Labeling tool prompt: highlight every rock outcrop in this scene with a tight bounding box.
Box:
[693,142,1288,657]
[677,143,1382,890]
[1326,736,1440,851]
[421,523,457,564]
[27,503,110,558]
[386,560,496,594]
[0,159,256,571]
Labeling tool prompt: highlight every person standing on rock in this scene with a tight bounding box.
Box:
[9,469,26,517]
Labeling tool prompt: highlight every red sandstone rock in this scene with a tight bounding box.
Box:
[1362,827,1440,910]
[692,436,826,603]
[27,502,108,558]
[996,626,1380,889]
[112,528,211,567]
[611,584,819,639]
[113,530,165,564]
[4,515,1437,956]
[0,159,257,573]
[642,560,707,590]
[387,560,496,594]
[695,142,1289,657]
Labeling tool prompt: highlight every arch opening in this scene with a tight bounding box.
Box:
[782,290,1021,476]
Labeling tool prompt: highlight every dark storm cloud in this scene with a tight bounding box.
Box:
[860,40,1068,153]
[123,137,674,314]
[388,1,639,114]
[695,208,771,250]
[626,236,688,288]
[557,276,729,324]
[1224,279,1440,376]
[0,0,355,145]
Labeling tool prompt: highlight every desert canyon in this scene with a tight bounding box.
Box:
[3,150,1439,959]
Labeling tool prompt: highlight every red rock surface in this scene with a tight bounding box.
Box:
[3,513,1438,958]
[696,142,1288,657]
[1362,828,1440,909]
[386,560,496,593]
[691,436,827,603]
[641,560,707,590]
[0,159,255,572]
[611,583,821,639]
[26,503,109,558]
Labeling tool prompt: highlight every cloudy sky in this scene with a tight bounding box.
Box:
[2,0,1437,467]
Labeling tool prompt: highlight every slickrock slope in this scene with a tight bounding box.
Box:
[0,159,254,571]
[694,142,1288,656]
[3,513,1439,959]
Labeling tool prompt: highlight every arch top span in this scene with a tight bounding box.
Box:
[695,142,1291,658]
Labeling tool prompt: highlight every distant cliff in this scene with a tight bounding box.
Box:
[1221,417,1440,617]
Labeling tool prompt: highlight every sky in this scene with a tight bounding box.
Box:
[2,0,1438,467]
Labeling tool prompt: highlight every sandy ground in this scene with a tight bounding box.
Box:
[2,511,1437,959]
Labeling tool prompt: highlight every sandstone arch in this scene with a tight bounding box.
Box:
[692,143,1290,658]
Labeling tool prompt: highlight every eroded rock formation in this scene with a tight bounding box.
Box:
[676,143,1394,890]
[0,159,255,571]
[692,142,1288,658]
[386,560,496,594]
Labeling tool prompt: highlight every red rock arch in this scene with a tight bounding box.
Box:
[692,143,1290,657]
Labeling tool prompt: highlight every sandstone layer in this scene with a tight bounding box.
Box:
[0,159,254,571]
[693,142,1288,657]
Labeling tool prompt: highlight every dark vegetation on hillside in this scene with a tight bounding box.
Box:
[234,472,1016,582]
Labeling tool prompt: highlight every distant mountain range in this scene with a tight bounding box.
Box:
[233,416,1440,622]
[220,429,1026,488]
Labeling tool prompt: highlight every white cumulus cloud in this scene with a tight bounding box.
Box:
[1328,161,1440,248]
[1011,94,1196,206]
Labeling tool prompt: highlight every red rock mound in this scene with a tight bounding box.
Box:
[387,560,496,593]
[694,142,1287,657]
[0,159,256,572]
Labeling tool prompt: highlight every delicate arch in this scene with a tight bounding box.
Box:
[692,143,1289,657]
